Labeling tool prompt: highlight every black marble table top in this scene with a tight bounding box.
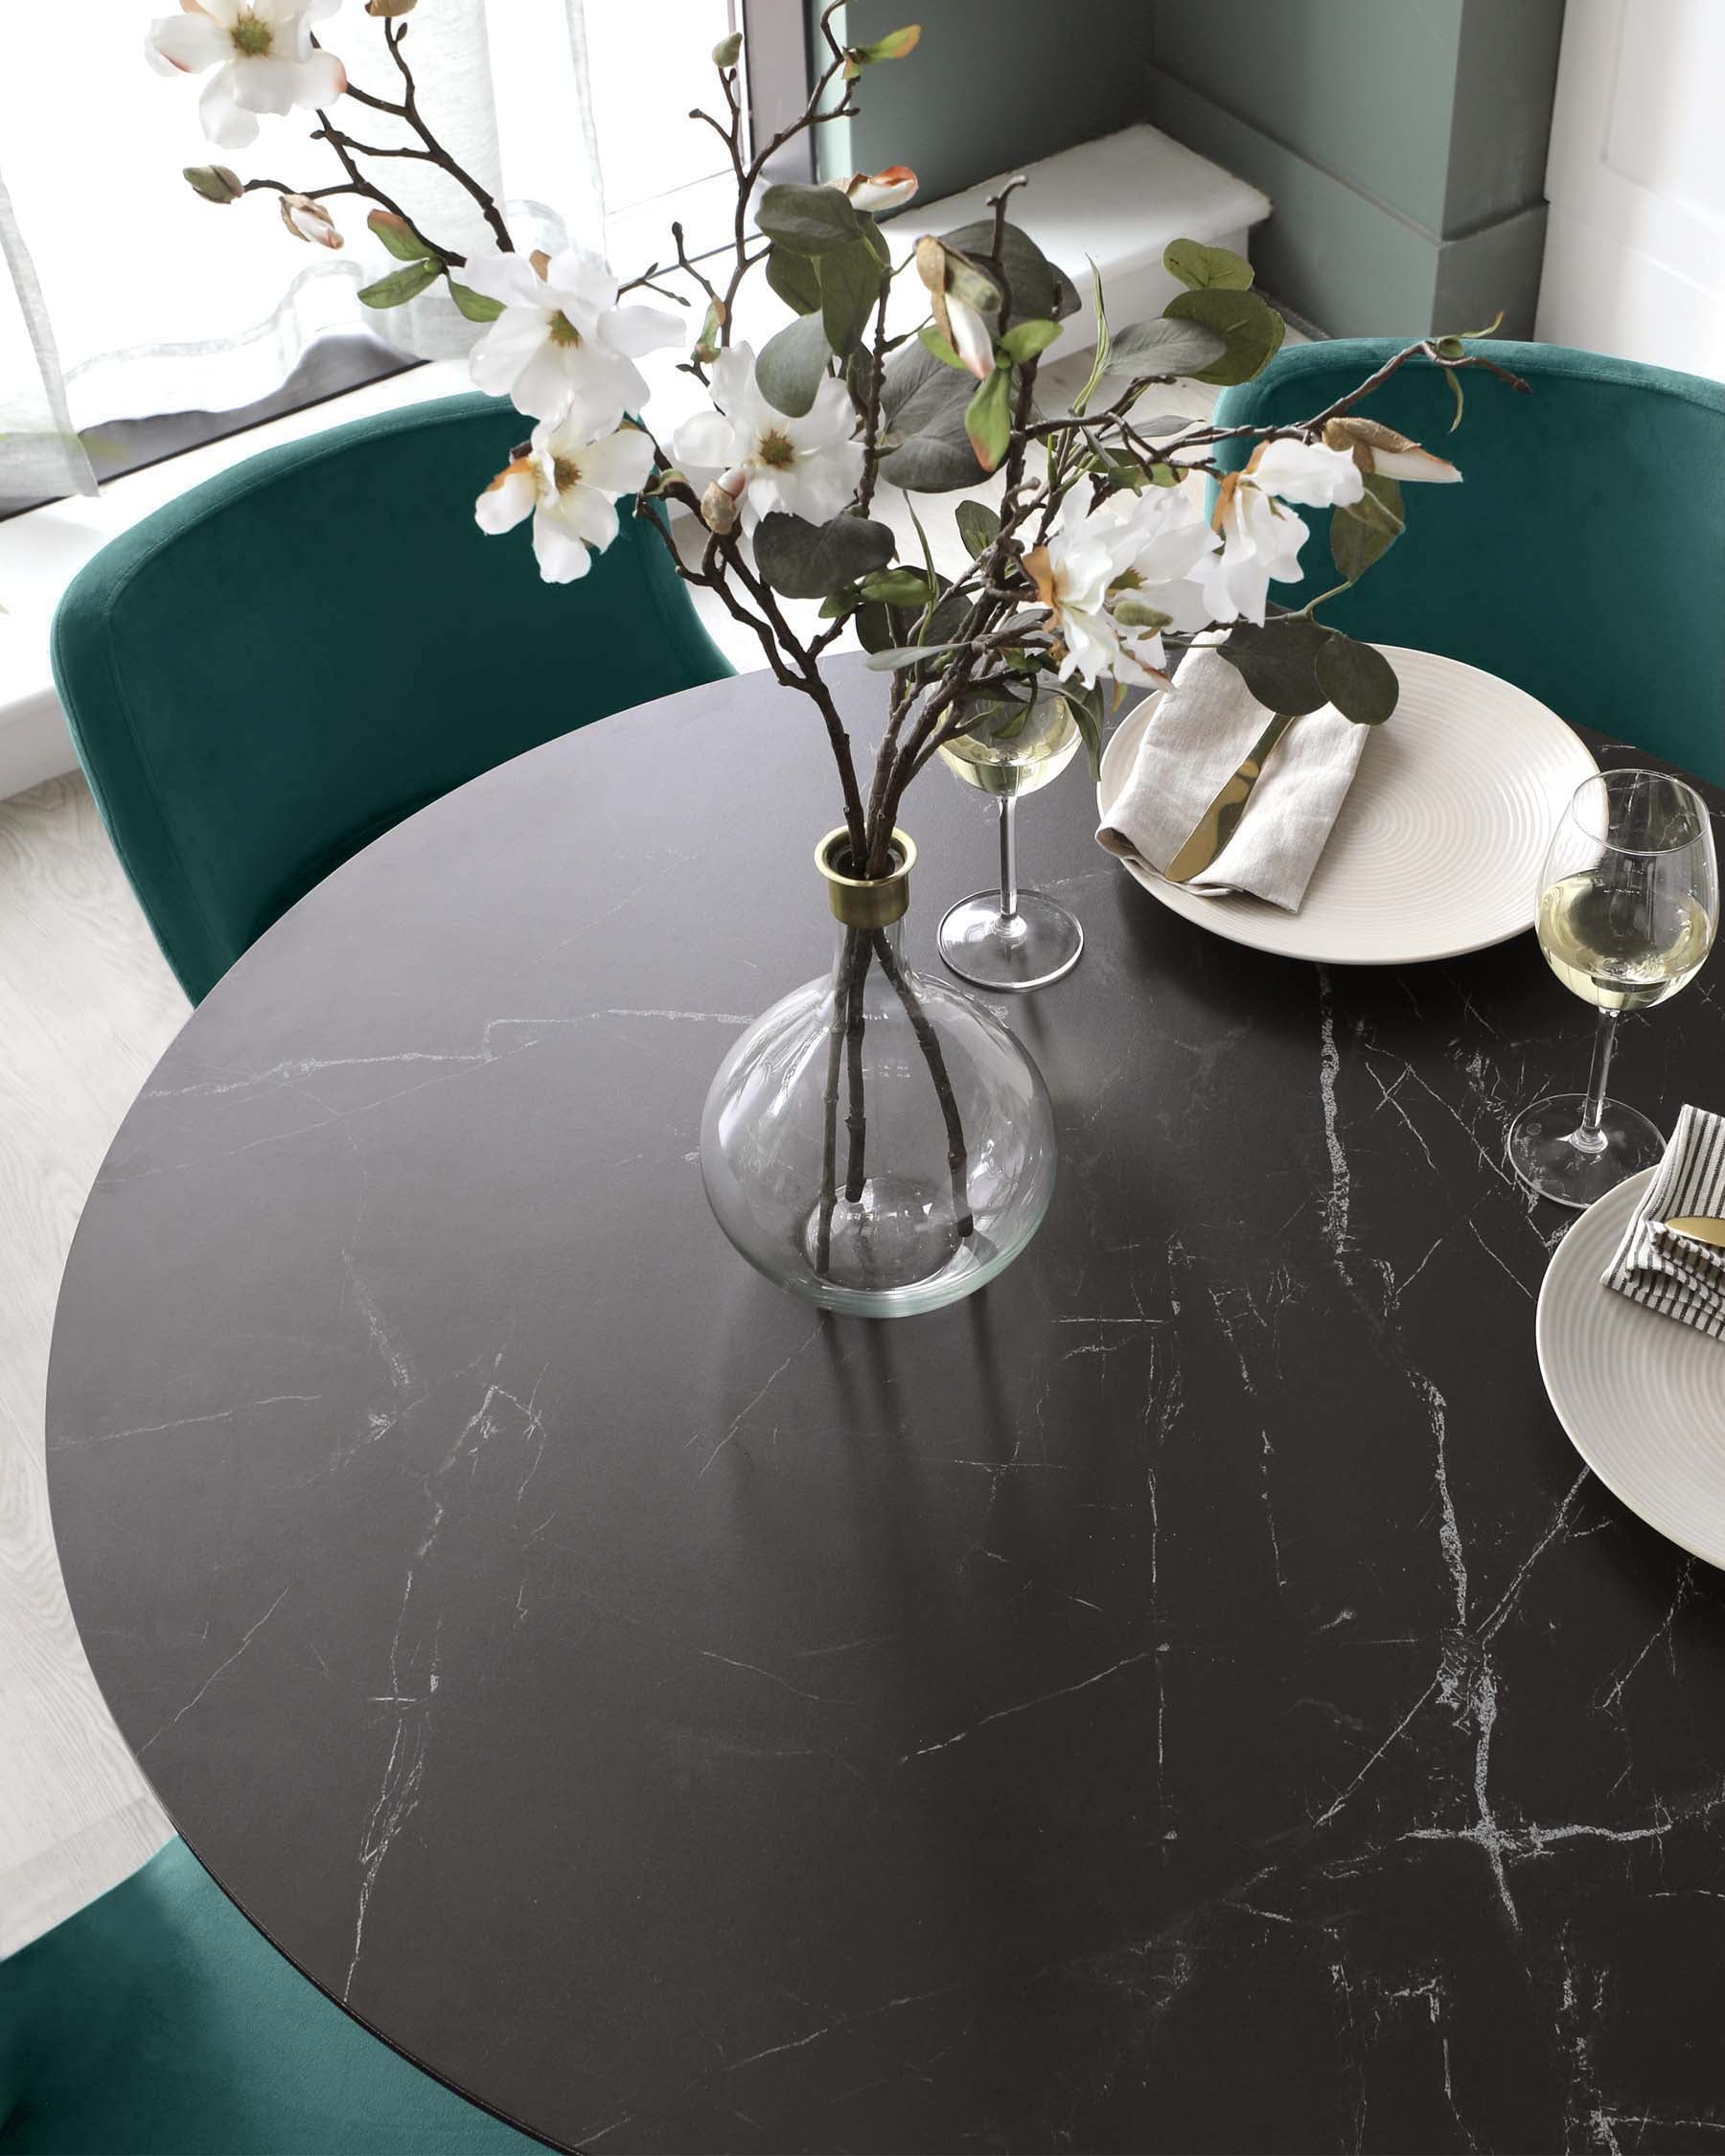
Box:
[47,655,1725,2155]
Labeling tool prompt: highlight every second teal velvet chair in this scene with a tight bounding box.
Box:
[1211,340,1725,786]
[51,392,732,1004]
[0,1838,544,2153]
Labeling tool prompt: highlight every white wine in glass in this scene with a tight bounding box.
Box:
[1508,768,1719,1207]
[939,701,1079,798]
[1534,873,1714,1012]
[937,696,1085,992]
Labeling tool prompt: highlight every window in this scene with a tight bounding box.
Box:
[0,0,795,516]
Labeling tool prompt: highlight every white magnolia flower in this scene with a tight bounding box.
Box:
[1201,477,1311,627]
[1024,522,1133,688]
[1196,444,1362,627]
[147,0,346,151]
[832,165,918,214]
[464,246,683,429]
[672,344,863,529]
[1084,486,1218,677]
[474,418,656,585]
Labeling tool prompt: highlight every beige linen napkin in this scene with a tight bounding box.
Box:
[1096,644,1369,910]
[1601,1104,1725,1340]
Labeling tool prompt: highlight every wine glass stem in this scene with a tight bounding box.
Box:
[998,795,1020,923]
[1575,1007,1620,1154]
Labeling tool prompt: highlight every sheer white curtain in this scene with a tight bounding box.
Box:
[0,0,607,481]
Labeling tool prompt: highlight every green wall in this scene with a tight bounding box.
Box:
[815,0,1565,338]
[1141,0,1566,334]
[814,1,1151,202]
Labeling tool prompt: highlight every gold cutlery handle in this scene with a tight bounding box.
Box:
[1164,710,1300,886]
[1666,1215,1725,1250]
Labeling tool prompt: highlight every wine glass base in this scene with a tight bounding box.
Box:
[938,890,1083,993]
[1506,1093,1668,1209]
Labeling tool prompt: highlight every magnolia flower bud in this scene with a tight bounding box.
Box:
[712,31,743,67]
[184,165,243,204]
[1322,415,1460,483]
[365,0,418,14]
[700,479,742,535]
[280,194,343,249]
[836,166,918,214]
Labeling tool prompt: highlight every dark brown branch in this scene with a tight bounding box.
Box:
[871,929,974,1243]
[310,111,461,264]
[380,17,515,253]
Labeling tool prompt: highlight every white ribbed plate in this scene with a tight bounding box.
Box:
[1538,1168,1725,1569]
[1096,646,1598,965]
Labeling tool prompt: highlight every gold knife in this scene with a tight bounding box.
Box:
[1666,1216,1725,1250]
[1163,711,1299,886]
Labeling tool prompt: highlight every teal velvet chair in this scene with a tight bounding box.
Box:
[1211,341,1725,785]
[0,1837,545,2153]
[51,392,732,1004]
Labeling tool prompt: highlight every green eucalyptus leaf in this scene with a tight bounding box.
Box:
[356,258,442,309]
[999,317,1061,364]
[1065,683,1106,780]
[818,236,885,357]
[860,565,936,608]
[765,244,822,315]
[448,279,504,323]
[1330,471,1405,585]
[754,511,896,598]
[954,499,1000,560]
[755,312,831,418]
[917,322,964,368]
[1444,364,1465,431]
[876,340,984,492]
[1162,238,1254,290]
[1217,618,1332,715]
[1102,314,1228,380]
[862,640,968,672]
[1315,633,1399,724]
[757,181,862,255]
[1162,287,1285,385]
[965,365,1013,473]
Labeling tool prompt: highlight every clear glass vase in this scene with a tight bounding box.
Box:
[701,827,1059,1317]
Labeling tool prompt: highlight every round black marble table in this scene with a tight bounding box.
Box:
[48,655,1725,2155]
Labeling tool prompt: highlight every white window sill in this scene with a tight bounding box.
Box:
[0,124,1267,801]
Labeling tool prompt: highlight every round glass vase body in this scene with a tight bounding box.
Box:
[700,829,1059,1318]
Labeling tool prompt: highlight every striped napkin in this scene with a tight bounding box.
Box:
[1601,1104,1725,1338]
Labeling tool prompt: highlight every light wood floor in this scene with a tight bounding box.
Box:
[0,772,187,1956]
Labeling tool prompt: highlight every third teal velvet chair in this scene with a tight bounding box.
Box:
[51,392,732,1004]
[1,1837,544,2152]
[1211,340,1725,786]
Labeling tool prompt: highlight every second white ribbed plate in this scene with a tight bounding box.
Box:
[1538,1168,1725,1569]
[1095,645,1598,965]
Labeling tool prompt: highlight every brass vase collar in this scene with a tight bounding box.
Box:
[816,828,915,929]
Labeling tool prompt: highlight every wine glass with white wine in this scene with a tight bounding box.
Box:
[936,690,1085,992]
[1507,768,1718,1207]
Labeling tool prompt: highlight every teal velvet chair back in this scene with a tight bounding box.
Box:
[1211,341,1725,785]
[51,393,732,1004]
[0,1837,541,2152]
